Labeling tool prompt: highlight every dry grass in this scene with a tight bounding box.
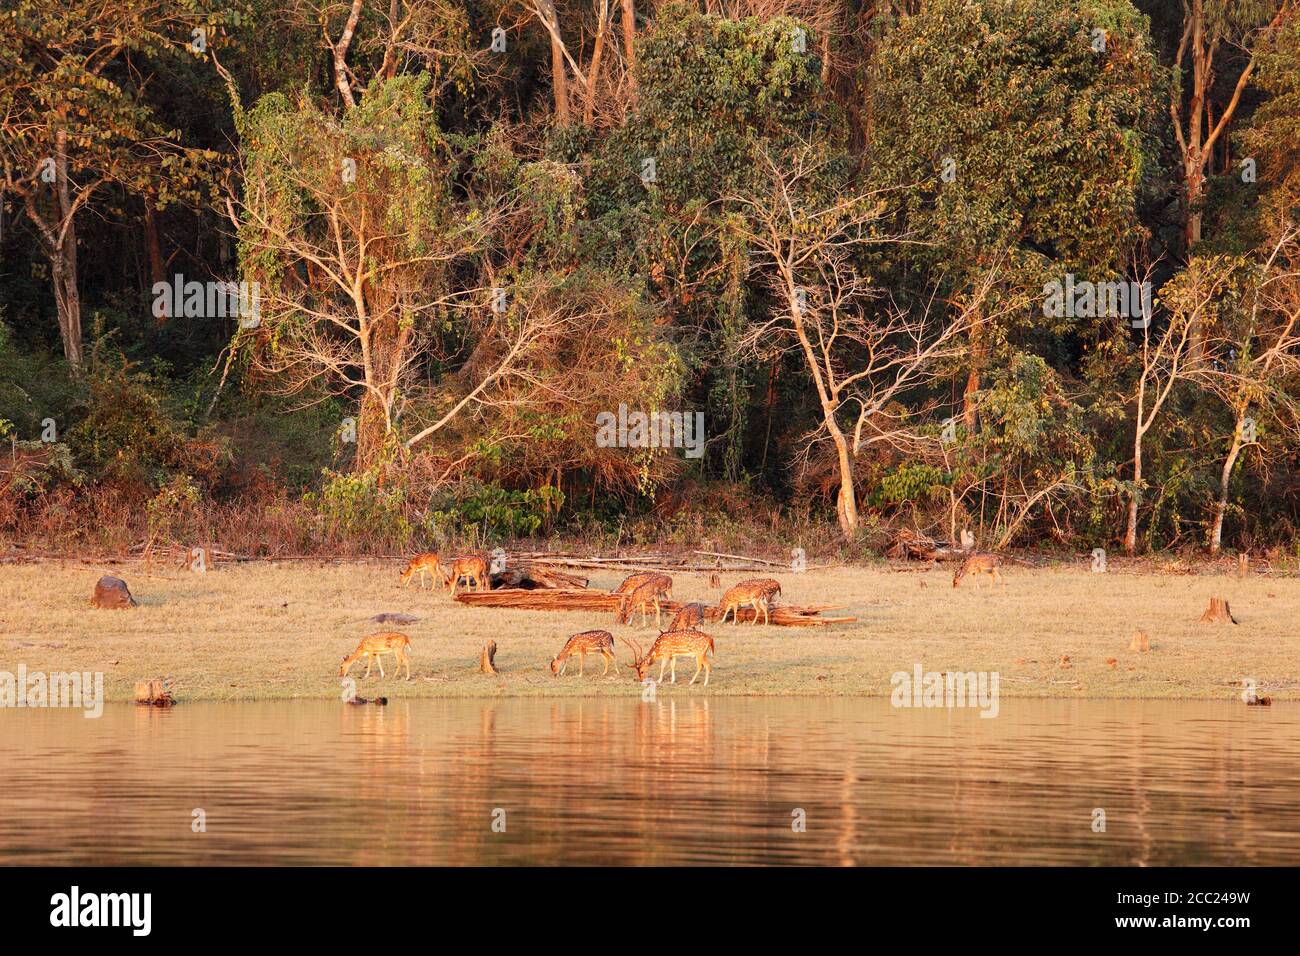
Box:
[1,559,1297,702]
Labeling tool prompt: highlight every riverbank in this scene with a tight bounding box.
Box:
[1,559,1295,702]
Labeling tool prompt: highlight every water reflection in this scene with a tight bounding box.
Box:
[0,698,1296,865]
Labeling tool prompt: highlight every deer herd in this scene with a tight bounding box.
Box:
[341,551,819,688]
[340,548,1009,687]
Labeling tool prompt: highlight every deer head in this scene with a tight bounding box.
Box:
[619,636,650,680]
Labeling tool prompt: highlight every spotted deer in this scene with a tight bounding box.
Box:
[448,555,490,596]
[620,631,716,686]
[952,553,1003,588]
[614,571,662,595]
[399,552,446,590]
[718,579,778,625]
[668,601,706,631]
[339,632,412,680]
[616,574,673,627]
[550,630,618,677]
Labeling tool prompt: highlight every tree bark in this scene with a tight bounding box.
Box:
[1209,411,1247,555]
[537,0,571,125]
[621,0,637,97]
[1124,437,1142,555]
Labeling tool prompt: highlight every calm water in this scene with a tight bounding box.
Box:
[0,698,1296,865]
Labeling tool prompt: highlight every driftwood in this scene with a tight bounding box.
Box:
[479,640,499,675]
[454,588,855,627]
[92,575,137,609]
[134,678,174,706]
[1199,596,1238,624]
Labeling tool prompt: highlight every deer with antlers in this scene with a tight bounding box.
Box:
[616,574,673,627]
[550,630,618,677]
[620,631,716,686]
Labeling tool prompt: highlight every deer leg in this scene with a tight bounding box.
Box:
[377,655,386,678]
[657,658,668,683]
[578,652,585,677]
[402,652,411,681]
[690,656,702,685]
[364,656,373,679]
[601,652,612,676]
[669,657,678,684]
[702,660,711,686]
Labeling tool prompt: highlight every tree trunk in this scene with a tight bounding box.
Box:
[538,0,570,125]
[1209,417,1246,556]
[621,0,637,97]
[828,423,858,537]
[50,253,83,367]
[584,1,610,124]
[143,201,168,322]
[1124,438,1142,554]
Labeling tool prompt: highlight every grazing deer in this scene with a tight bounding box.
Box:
[718,579,776,625]
[952,553,1003,588]
[616,575,673,627]
[550,630,618,677]
[668,601,706,631]
[339,632,412,680]
[399,552,446,590]
[621,631,716,686]
[614,571,662,595]
[448,555,490,596]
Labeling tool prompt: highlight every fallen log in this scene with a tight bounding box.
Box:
[454,588,855,627]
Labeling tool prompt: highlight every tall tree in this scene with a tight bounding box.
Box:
[1170,0,1293,255]
[0,0,218,366]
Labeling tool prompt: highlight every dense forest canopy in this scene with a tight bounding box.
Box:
[1,0,1298,557]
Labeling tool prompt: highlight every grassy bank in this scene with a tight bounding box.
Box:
[0,558,1296,702]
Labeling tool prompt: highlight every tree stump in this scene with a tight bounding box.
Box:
[1128,630,1150,652]
[709,570,721,588]
[479,640,498,676]
[1237,553,1249,578]
[1199,597,1237,624]
[134,678,174,706]
[92,576,137,609]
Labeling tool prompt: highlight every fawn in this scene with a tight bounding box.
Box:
[668,601,706,631]
[616,575,673,627]
[952,553,1003,588]
[621,631,716,686]
[340,632,412,680]
[718,579,778,625]
[399,552,446,590]
[448,555,490,596]
[550,630,618,677]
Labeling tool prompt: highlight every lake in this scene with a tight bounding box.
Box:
[1,698,1295,865]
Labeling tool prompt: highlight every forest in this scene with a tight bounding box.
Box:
[2,0,1298,559]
